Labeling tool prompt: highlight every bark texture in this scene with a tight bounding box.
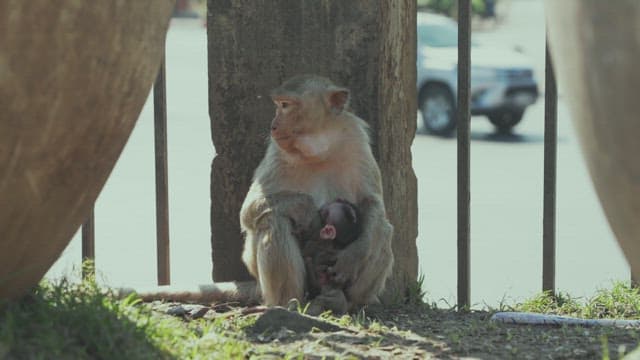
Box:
[208,1,418,299]
[377,1,419,302]
[0,1,174,299]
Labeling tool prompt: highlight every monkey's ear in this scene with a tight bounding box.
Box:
[326,88,350,114]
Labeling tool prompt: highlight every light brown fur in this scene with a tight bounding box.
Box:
[117,76,393,313]
[240,75,394,311]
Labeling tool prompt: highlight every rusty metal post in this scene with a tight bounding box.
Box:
[154,55,170,286]
[81,208,95,278]
[457,0,471,310]
[542,40,558,295]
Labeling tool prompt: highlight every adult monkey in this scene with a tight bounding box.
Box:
[240,75,394,310]
[120,75,393,310]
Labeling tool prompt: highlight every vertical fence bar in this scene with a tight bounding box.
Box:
[457,0,471,310]
[542,40,558,294]
[81,208,95,278]
[154,54,171,286]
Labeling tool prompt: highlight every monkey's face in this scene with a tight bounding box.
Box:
[269,76,351,161]
[270,94,335,159]
[270,96,300,153]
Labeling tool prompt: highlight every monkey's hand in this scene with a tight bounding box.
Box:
[317,271,330,287]
[328,242,367,287]
[306,287,348,316]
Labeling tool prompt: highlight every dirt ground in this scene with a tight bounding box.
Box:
[154,302,640,359]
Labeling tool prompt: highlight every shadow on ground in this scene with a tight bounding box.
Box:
[243,304,639,359]
[365,305,638,359]
[469,130,567,144]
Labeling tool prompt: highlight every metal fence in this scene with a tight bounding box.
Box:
[79,0,559,309]
[455,0,558,308]
[81,52,171,286]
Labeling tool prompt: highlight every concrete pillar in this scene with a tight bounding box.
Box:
[208,1,418,299]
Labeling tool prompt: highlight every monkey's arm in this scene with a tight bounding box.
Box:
[241,187,317,232]
[303,255,321,297]
[240,185,317,305]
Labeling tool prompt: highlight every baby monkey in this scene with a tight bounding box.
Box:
[296,199,362,315]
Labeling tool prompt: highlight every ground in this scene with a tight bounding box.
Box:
[149,300,640,359]
[2,280,640,359]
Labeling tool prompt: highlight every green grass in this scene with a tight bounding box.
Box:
[1,278,639,359]
[0,277,257,359]
[514,281,640,319]
[405,273,428,306]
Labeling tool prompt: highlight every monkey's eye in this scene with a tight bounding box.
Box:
[281,102,289,109]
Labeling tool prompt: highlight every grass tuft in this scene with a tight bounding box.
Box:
[405,273,428,306]
[1,276,638,359]
[0,276,257,359]
[0,278,171,359]
[585,282,640,319]
[514,281,640,320]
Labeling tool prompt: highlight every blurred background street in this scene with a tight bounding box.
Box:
[48,0,629,307]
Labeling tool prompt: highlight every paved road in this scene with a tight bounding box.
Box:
[48,19,214,287]
[416,0,628,306]
[48,0,629,307]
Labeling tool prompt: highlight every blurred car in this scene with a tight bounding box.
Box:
[417,12,539,135]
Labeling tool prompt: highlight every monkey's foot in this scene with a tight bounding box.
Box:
[249,307,344,334]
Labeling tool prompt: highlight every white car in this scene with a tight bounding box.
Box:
[417,12,539,136]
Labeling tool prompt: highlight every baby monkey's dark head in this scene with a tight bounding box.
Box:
[319,199,361,248]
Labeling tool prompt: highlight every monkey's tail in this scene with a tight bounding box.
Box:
[116,281,261,305]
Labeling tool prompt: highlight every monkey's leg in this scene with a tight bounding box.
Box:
[345,221,394,306]
[303,256,322,300]
[241,230,260,279]
[255,218,306,306]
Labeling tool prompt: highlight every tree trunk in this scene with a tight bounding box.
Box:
[377,1,419,302]
[208,0,418,300]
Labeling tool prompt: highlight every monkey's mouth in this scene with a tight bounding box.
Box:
[273,135,298,153]
[273,135,295,147]
[272,135,291,141]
